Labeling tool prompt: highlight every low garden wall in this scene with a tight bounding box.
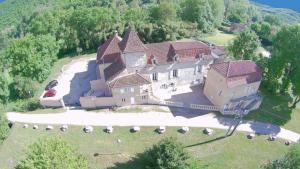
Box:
[80,96,115,108]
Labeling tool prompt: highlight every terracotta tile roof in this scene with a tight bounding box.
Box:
[109,73,151,88]
[146,41,212,64]
[211,60,262,87]
[104,56,125,81]
[119,27,147,53]
[97,32,122,64]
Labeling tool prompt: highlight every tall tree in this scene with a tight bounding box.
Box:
[149,0,177,23]
[143,137,191,169]
[228,29,260,60]
[181,0,214,33]
[16,137,90,169]
[6,34,59,82]
[264,25,300,107]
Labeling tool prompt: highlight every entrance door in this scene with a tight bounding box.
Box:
[130,97,135,104]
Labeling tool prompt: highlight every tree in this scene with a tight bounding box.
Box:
[0,70,9,104]
[251,22,273,45]
[181,0,214,33]
[264,15,281,26]
[6,34,59,82]
[208,0,225,27]
[143,137,190,169]
[0,114,10,144]
[149,0,177,23]
[225,0,250,23]
[16,137,90,169]
[264,25,300,107]
[263,144,300,169]
[9,76,38,100]
[228,29,260,60]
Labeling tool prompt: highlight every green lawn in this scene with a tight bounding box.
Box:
[202,30,236,46]
[0,123,289,169]
[246,87,300,133]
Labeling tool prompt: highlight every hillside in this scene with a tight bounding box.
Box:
[251,2,300,24]
[0,0,70,31]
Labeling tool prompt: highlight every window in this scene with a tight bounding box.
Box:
[173,69,178,78]
[197,65,202,73]
[174,56,178,62]
[152,58,157,65]
[142,95,146,100]
[130,87,134,93]
[152,73,158,81]
[124,87,130,93]
[121,98,126,102]
[120,89,124,94]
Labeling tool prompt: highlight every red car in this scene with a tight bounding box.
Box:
[43,89,57,98]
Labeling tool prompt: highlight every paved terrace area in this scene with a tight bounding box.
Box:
[153,84,213,106]
[7,110,300,143]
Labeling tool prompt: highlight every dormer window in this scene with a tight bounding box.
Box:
[152,58,157,65]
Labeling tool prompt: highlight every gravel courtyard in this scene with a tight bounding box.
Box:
[42,56,97,106]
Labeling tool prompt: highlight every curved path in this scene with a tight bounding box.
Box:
[7,110,300,142]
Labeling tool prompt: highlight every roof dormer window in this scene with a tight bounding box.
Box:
[152,58,157,65]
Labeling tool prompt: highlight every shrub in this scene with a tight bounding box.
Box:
[0,114,10,144]
[263,144,300,169]
[16,137,90,169]
[9,99,42,112]
[142,137,190,169]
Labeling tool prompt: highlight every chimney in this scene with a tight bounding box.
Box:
[114,30,118,36]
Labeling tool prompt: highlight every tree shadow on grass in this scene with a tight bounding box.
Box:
[106,153,145,169]
[244,87,294,127]
[185,136,227,148]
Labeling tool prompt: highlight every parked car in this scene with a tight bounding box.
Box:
[45,80,58,90]
[43,89,57,98]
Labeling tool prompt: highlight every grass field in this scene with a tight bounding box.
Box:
[202,30,236,46]
[0,123,289,169]
[246,87,300,134]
